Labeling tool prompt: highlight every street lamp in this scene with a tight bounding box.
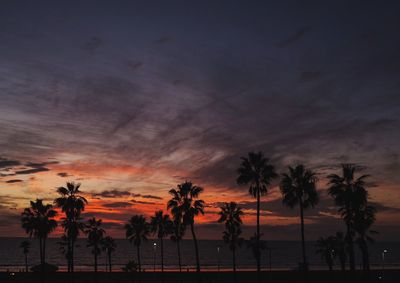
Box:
[217,245,221,272]
[153,242,157,272]
[382,249,388,280]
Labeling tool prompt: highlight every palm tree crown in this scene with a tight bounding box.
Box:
[102,236,117,272]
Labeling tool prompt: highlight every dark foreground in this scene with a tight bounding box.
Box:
[1,270,399,283]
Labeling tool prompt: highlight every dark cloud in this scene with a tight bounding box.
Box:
[15,167,49,175]
[132,193,163,200]
[92,189,132,198]
[57,172,71,177]
[102,201,132,208]
[276,26,312,48]
[5,179,23,183]
[0,158,21,168]
[131,199,157,205]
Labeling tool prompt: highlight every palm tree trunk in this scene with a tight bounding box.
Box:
[256,188,261,273]
[161,237,164,273]
[233,247,236,272]
[339,255,346,271]
[346,222,355,271]
[39,237,43,265]
[43,237,46,265]
[360,238,370,270]
[94,252,98,272]
[71,239,75,273]
[25,254,28,272]
[190,222,201,272]
[108,252,112,272]
[177,240,182,272]
[299,202,308,271]
[137,245,141,272]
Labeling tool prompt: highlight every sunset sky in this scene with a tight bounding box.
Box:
[1,0,400,240]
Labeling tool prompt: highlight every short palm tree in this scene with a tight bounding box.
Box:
[218,202,244,272]
[150,210,173,272]
[237,151,277,272]
[102,236,117,272]
[85,217,105,273]
[316,236,336,271]
[57,234,72,269]
[333,232,347,271]
[20,240,30,272]
[280,164,318,271]
[354,205,377,270]
[54,182,87,273]
[21,199,57,268]
[125,215,150,272]
[168,181,205,272]
[170,217,185,272]
[328,164,369,271]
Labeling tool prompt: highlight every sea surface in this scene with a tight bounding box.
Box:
[1,238,399,272]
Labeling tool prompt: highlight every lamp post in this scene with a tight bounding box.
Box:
[153,242,157,272]
[217,245,221,272]
[382,249,388,280]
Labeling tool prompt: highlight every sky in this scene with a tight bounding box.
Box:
[1,0,400,240]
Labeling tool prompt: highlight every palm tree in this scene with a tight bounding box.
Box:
[150,210,173,272]
[237,151,277,272]
[170,216,185,272]
[247,234,266,264]
[125,215,150,272]
[54,182,88,273]
[218,202,244,272]
[354,205,377,270]
[20,240,30,272]
[21,199,58,268]
[102,236,117,272]
[333,232,347,271]
[316,236,336,271]
[167,181,205,272]
[85,217,105,273]
[280,165,318,271]
[328,164,369,271]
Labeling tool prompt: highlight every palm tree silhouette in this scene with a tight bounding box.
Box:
[333,232,347,271]
[85,217,105,273]
[57,234,72,269]
[54,182,88,273]
[150,210,173,272]
[168,181,205,272]
[354,205,377,270]
[247,234,266,265]
[125,215,150,272]
[102,236,117,272]
[280,165,318,271]
[316,236,336,271]
[21,199,57,270]
[218,202,244,272]
[237,151,277,272]
[328,164,369,271]
[20,240,30,272]
[170,216,185,272]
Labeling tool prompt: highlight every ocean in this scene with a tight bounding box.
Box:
[1,238,399,272]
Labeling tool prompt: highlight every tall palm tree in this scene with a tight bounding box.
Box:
[85,217,105,273]
[328,164,369,271]
[316,236,336,271]
[280,165,318,271]
[333,232,347,271]
[20,240,30,272]
[170,217,185,272]
[354,205,377,270]
[54,182,87,273]
[218,202,244,272]
[237,151,277,272]
[167,181,205,272]
[21,199,57,268]
[102,236,117,272]
[150,210,173,272]
[125,215,150,272]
